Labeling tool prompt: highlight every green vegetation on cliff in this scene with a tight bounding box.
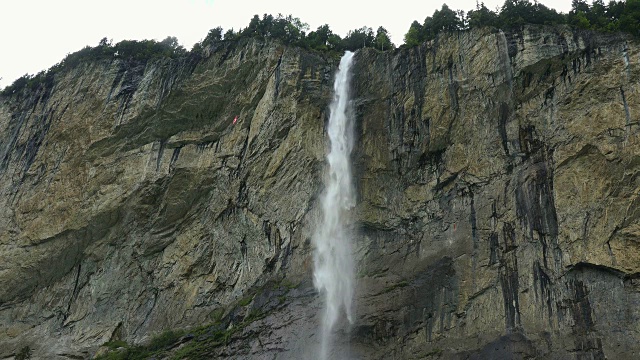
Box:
[3,0,639,97]
[94,279,299,360]
[0,36,187,97]
[195,13,393,53]
[404,0,640,45]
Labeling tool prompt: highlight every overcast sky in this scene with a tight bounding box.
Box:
[0,0,572,89]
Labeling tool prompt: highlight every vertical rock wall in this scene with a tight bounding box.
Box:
[0,26,639,359]
[350,25,639,359]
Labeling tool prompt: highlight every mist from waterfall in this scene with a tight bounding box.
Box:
[313,51,356,360]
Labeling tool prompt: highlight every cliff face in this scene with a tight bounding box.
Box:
[350,27,639,359]
[0,26,639,359]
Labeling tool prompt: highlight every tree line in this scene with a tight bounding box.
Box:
[3,1,640,96]
[405,0,640,45]
[195,13,393,53]
[1,36,186,96]
[1,13,393,97]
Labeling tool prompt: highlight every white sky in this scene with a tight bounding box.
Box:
[0,0,572,89]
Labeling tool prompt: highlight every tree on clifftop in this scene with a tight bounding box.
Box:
[204,27,223,43]
[343,27,375,50]
[620,0,640,35]
[468,2,499,28]
[307,24,333,50]
[429,4,464,33]
[404,21,425,46]
[375,26,394,51]
[403,4,464,46]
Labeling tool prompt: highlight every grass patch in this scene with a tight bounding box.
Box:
[425,347,443,357]
[382,280,409,294]
[169,330,229,360]
[278,278,299,290]
[148,329,186,351]
[169,308,266,359]
[96,278,296,359]
[94,345,151,360]
[237,293,255,307]
[95,329,186,360]
[103,340,128,349]
[207,308,225,322]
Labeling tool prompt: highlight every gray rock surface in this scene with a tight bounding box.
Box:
[0,26,639,359]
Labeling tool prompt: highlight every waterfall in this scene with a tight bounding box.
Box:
[313,51,356,360]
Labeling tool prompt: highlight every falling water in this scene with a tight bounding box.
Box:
[313,51,356,360]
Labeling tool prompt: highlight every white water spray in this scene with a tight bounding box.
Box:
[313,51,356,360]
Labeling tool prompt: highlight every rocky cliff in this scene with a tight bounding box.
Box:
[1,25,639,359]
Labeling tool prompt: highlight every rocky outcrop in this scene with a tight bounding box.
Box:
[0,25,639,359]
